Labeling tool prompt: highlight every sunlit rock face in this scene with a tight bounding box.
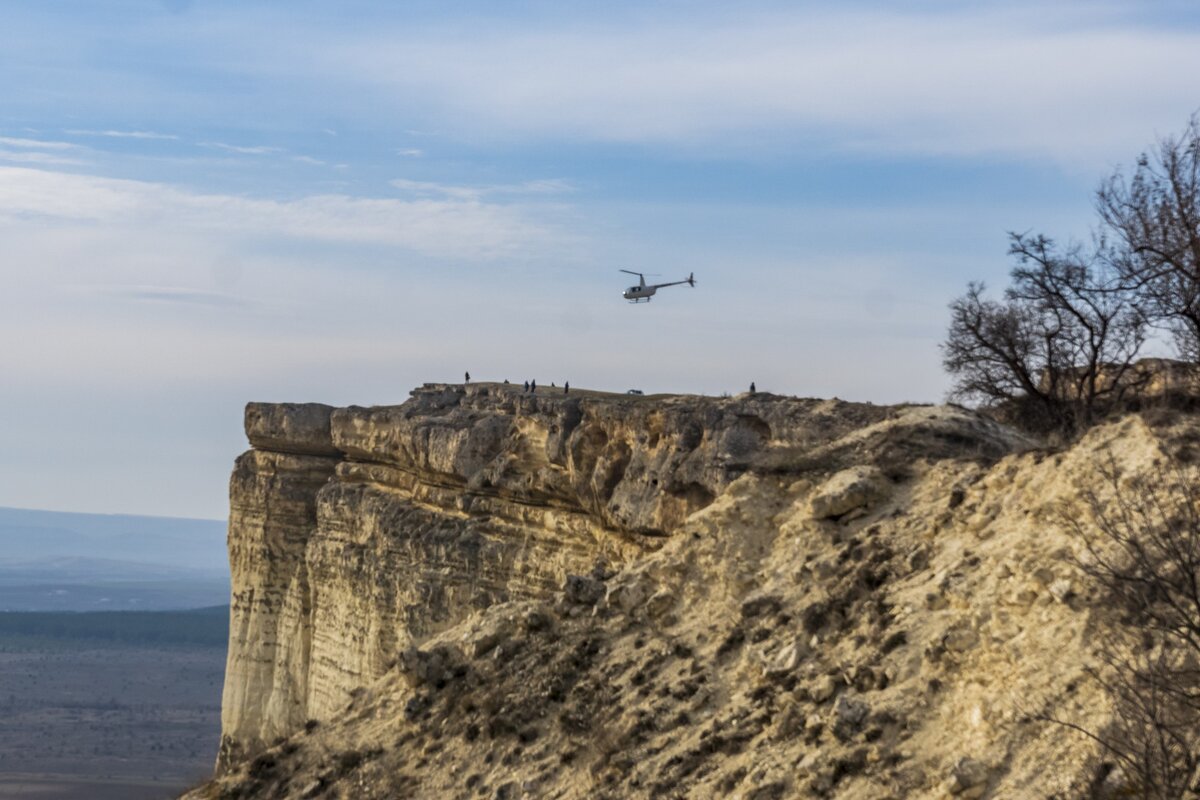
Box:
[217,384,1021,770]
[220,405,340,770]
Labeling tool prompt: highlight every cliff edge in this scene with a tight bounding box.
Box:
[203,383,1170,798]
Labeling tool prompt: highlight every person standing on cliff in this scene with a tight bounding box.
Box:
[531,379,537,393]
[564,381,569,394]
[465,371,471,384]
[523,380,529,392]
[750,381,756,394]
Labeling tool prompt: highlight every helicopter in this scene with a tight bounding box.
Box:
[620,270,696,303]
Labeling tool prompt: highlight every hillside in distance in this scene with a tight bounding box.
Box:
[0,507,228,611]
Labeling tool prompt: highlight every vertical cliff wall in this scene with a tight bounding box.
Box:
[221,404,342,768]
[218,385,1023,770]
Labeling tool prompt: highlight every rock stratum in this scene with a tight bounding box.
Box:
[195,383,1175,799]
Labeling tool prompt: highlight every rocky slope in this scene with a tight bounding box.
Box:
[194,383,1177,798]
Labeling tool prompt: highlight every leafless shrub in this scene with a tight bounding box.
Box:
[943,234,1146,436]
[1069,457,1200,655]
[1050,455,1200,798]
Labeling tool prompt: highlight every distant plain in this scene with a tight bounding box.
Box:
[0,508,230,796]
[0,607,227,798]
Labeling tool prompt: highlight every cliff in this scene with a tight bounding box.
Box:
[222,384,1016,768]
[197,383,1176,798]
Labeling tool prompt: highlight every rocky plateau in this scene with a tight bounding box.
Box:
[189,382,1183,799]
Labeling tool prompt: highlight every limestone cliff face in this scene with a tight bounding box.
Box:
[195,385,1114,800]
[220,385,1003,768]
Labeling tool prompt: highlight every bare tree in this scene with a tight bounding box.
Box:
[1052,456,1200,797]
[1098,115,1200,361]
[943,233,1145,434]
[1044,642,1200,799]
[1071,458,1200,657]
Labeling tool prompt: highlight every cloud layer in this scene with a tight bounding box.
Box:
[300,5,1200,163]
[0,167,567,259]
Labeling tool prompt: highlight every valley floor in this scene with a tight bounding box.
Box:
[0,774,189,800]
[0,631,225,794]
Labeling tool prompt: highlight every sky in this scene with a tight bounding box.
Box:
[2,0,1200,519]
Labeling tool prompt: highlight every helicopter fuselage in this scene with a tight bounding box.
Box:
[622,285,658,302]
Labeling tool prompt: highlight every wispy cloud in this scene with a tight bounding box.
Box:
[199,142,283,155]
[0,137,77,150]
[66,129,179,141]
[0,166,568,260]
[389,178,483,201]
[95,285,246,307]
[0,150,82,166]
[390,177,573,201]
[396,148,423,158]
[292,155,325,165]
[517,179,574,195]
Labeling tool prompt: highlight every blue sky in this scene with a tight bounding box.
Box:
[2,1,1199,519]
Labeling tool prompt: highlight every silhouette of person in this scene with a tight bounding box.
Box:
[523,380,529,392]
[465,371,471,384]
[749,381,756,394]
[531,379,537,393]
[564,381,570,394]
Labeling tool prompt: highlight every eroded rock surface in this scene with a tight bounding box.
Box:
[195,403,1183,799]
[216,385,1032,776]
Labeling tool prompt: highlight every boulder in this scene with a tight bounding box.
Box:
[245,402,339,456]
[764,638,808,678]
[832,694,870,740]
[462,614,516,659]
[810,466,891,519]
[809,674,839,703]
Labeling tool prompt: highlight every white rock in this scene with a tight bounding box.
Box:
[1049,578,1074,603]
[809,466,891,519]
[795,751,820,777]
[463,615,515,658]
[810,674,838,703]
[764,639,808,677]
